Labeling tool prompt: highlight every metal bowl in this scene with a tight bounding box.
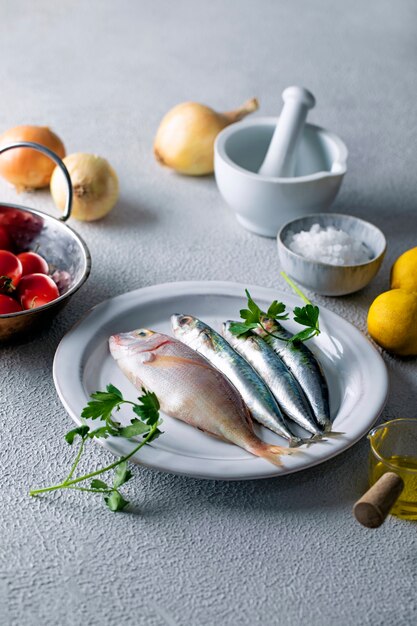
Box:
[0,142,91,342]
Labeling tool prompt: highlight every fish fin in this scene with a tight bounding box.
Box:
[139,351,156,364]
[323,430,345,438]
[299,434,327,447]
[296,431,345,447]
[321,422,345,437]
[253,443,295,467]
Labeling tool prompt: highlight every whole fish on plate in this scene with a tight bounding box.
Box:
[109,328,292,467]
[223,321,324,439]
[254,318,332,432]
[171,314,307,447]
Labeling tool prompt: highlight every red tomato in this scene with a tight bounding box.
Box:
[0,225,13,251]
[0,250,22,292]
[0,207,43,250]
[17,273,59,310]
[0,293,22,314]
[17,251,49,276]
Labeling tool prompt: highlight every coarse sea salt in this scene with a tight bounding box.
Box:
[286,224,372,266]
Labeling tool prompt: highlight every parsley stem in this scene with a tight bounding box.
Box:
[280,271,312,305]
[64,436,86,483]
[29,423,157,497]
[67,486,114,494]
[280,271,320,335]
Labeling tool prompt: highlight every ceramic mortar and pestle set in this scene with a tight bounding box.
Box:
[214,85,347,238]
[215,86,386,296]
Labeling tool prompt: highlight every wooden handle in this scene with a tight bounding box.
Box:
[353,472,404,528]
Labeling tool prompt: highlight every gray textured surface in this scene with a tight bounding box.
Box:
[1,1,416,625]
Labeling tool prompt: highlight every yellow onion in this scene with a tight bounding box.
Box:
[0,125,65,190]
[154,97,259,176]
[50,153,119,222]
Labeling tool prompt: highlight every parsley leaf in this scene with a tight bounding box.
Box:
[106,384,123,399]
[104,491,129,512]
[132,389,160,423]
[113,462,133,488]
[230,290,288,337]
[88,426,111,439]
[81,384,124,422]
[246,289,262,316]
[91,479,109,490]
[229,282,320,345]
[65,425,90,445]
[119,419,150,439]
[280,272,321,343]
[290,304,320,343]
[289,328,317,343]
[267,300,287,318]
[132,389,162,441]
[293,304,319,328]
[228,321,257,337]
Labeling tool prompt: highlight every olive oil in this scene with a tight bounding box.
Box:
[370,454,417,520]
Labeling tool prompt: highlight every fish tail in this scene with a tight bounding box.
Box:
[320,422,345,437]
[299,430,344,446]
[251,442,295,467]
[299,433,327,447]
[323,429,345,437]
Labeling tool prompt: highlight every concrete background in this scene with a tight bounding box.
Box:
[1,1,416,624]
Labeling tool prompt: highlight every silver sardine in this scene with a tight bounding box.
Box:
[255,318,332,432]
[223,321,324,437]
[171,314,303,446]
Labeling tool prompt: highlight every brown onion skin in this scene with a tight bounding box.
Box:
[0,125,65,190]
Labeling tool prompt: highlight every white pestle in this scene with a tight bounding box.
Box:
[258,86,316,178]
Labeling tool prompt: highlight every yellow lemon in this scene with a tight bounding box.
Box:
[367,289,417,356]
[390,246,417,292]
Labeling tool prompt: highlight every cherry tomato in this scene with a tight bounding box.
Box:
[0,225,13,251]
[0,208,43,250]
[0,294,22,314]
[17,273,59,310]
[17,251,49,276]
[0,250,22,292]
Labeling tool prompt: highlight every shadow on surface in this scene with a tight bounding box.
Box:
[133,441,371,518]
[94,196,158,230]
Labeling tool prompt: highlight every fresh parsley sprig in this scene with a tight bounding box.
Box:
[281,271,320,342]
[30,385,162,512]
[229,289,289,338]
[229,276,320,344]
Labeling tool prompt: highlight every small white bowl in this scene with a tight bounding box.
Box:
[214,117,348,237]
[277,213,386,296]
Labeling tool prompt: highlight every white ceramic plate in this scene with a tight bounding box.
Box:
[53,281,389,480]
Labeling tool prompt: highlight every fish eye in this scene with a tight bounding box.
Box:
[136,330,148,337]
[179,316,191,326]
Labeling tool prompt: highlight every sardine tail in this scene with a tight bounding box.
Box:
[317,421,344,436]
[300,430,345,446]
[323,429,345,437]
[299,434,328,447]
[252,443,294,467]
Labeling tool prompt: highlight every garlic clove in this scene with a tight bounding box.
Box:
[154,98,259,176]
